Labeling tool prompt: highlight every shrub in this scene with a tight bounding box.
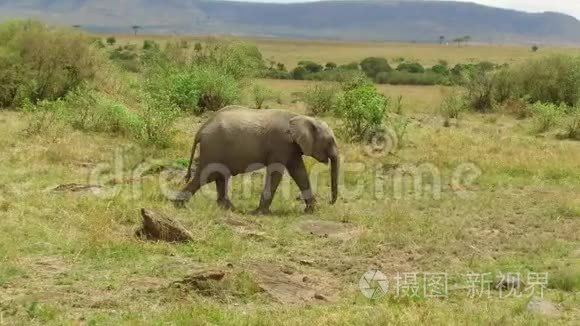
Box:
[360,57,392,79]
[375,71,447,86]
[396,62,425,73]
[515,55,580,106]
[304,68,365,83]
[106,36,116,46]
[439,90,466,126]
[251,85,278,109]
[292,66,308,80]
[464,71,495,112]
[302,84,339,116]
[193,66,241,112]
[144,40,258,114]
[325,62,337,70]
[530,102,565,134]
[298,61,323,74]
[262,69,292,80]
[562,109,580,140]
[0,20,108,107]
[340,62,359,70]
[431,64,449,75]
[143,40,159,50]
[336,81,389,140]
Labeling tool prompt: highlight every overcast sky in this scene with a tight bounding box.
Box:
[237,0,580,19]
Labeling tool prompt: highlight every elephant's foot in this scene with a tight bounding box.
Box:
[217,199,235,211]
[252,207,272,215]
[304,204,316,214]
[172,192,191,209]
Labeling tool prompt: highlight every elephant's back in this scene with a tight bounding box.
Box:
[197,107,297,174]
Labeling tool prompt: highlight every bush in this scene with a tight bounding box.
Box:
[144,40,258,114]
[325,62,337,70]
[431,64,449,75]
[396,62,425,73]
[439,90,466,126]
[262,69,292,80]
[143,40,159,50]
[0,20,108,108]
[530,102,565,134]
[106,36,116,46]
[336,81,389,140]
[360,57,391,79]
[292,66,308,80]
[464,71,495,112]
[563,110,580,140]
[24,84,178,147]
[375,71,447,86]
[298,61,323,74]
[340,62,360,70]
[251,85,278,110]
[304,68,365,83]
[302,84,339,116]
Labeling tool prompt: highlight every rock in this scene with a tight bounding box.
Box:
[527,297,561,318]
[299,259,314,266]
[314,293,327,301]
[136,209,193,243]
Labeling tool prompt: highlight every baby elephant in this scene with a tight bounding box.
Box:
[174,105,339,214]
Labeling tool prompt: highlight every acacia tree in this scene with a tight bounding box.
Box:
[132,25,141,35]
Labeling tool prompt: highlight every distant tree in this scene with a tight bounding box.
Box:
[340,62,360,70]
[532,45,539,52]
[106,36,116,46]
[439,35,445,45]
[453,37,464,47]
[298,61,323,74]
[276,62,286,72]
[397,62,425,73]
[132,25,141,35]
[325,62,337,70]
[72,25,82,29]
[463,35,472,45]
[194,42,203,52]
[360,57,391,78]
[292,66,308,80]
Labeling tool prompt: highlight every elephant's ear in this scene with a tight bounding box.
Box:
[289,116,315,156]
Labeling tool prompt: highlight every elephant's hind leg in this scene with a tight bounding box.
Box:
[174,169,204,208]
[216,176,234,210]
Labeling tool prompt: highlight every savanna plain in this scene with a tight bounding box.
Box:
[0,25,579,325]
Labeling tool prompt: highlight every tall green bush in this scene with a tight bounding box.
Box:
[336,80,389,140]
[0,20,106,108]
[302,84,339,116]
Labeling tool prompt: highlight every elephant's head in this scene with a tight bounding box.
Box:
[289,116,339,204]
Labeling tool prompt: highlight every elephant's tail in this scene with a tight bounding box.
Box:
[184,135,200,183]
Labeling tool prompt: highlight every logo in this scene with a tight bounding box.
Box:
[359,270,389,299]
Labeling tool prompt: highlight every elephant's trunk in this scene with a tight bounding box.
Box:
[330,155,339,204]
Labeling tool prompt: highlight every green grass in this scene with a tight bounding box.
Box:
[1,83,580,324]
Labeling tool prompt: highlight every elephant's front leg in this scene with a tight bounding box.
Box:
[216,176,234,210]
[287,157,315,214]
[254,164,285,215]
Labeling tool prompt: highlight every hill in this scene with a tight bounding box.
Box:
[1,0,580,44]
